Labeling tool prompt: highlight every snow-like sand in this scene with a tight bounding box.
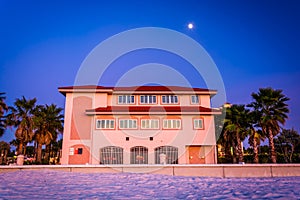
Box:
[0,170,299,199]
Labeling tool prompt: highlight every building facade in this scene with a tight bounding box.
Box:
[58,85,221,165]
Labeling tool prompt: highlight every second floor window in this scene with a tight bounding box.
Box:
[141,119,159,129]
[193,119,204,129]
[191,95,199,104]
[119,119,137,129]
[162,95,178,104]
[118,95,135,104]
[96,119,115,129]
[140,95,157,104]
[163,119,181,129]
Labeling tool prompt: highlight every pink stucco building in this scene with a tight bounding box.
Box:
[58,85,221,165]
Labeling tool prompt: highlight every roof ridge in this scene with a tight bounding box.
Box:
[58,85,215,91]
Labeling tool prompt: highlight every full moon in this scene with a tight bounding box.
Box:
[188,23,194,29]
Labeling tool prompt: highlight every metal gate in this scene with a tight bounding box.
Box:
[155,146,178,164]
[130,146,148,164]
[100,146,123,164]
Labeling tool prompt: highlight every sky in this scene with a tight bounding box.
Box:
[0,0,299,143]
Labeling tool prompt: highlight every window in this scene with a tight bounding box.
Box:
[162,95,178,104]
[118,95,135,104]
[163,119,181,129]
[77,148,83,155]
[141,119,159,129]
[96,119,115,129]
[191,95,199,104]
[140,95,157,104]
[194,118,204,129]
[130,146,148,164]
[119,119,137,129]
[100,146,123,164]
[155,146,178,164]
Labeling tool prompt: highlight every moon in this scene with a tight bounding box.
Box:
[188,23,194,29]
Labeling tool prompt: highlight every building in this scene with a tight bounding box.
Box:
[58,85,221,165]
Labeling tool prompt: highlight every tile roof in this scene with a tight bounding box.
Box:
[86,106,221,114]
[58,85,214,92]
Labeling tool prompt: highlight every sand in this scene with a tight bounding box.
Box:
[0,170,299,199]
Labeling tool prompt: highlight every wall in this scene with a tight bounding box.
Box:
[1,164,300,177]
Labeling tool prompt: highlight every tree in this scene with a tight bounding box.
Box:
[223,104,250,163]
[274,128,300,163]
[247,110,266,163]
[33,104,63,163]
[0,93,8,137]
[215,105,231,162]
[248,129,265,163]
[7,96,37,155]
[0,141,10,165]
[249,87,289,163]
[10,139,20,153]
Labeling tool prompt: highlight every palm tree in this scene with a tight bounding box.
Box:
[249,87,289,163]
[0,93,8,137]
[10,139,20,153]
[274,128,300,163]
[223,104,250,163]
[246,110,266,163]
[7,96,37,155]
[248,129,265,163]
[33,104,63,163]
[0,141,10,165]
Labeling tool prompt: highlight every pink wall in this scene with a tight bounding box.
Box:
[60,90,218,165]
[68,144,90,164]
[71,96,92,140]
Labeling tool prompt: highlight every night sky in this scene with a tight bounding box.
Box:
[1,0,299,143]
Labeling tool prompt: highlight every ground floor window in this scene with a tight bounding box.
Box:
[130,146,148,164]
[100,146,123,164]
[155,146,178,164]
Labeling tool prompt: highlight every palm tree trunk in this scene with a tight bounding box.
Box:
[0,150,3,165]
[236,132,244,163]
[283,146,289,163]
[36,143,43,163]
[18,142,23,155]
[44,144,51,163]
[253,136,259,163]
[4,149,8,164]
[268,130,277,163]
[289,145,294,163]
[232,140,237,163]
[23,144,27,156]
[34,141,38,160]
[224,144,232,163]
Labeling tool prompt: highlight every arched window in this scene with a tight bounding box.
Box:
[155,146,178,164]
[100,146,123,164]
[130,146,148,164]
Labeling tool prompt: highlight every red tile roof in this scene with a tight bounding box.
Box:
[58,85,214,92]
[86,106,221,114]
[58,85,217,97]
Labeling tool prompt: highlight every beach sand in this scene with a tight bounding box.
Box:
[0,170,299,199]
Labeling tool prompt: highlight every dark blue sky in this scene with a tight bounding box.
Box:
[1,0,299,142]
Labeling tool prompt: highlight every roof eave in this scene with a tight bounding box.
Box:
[86,111,222,115]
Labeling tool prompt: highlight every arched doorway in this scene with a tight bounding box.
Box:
[100,146,123,164]
[130,146,148,164]
[154,146,178,164]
